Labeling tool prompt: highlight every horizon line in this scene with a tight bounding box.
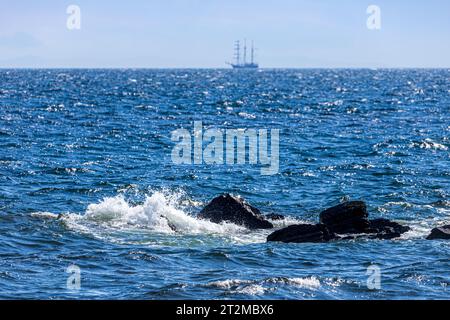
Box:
[1,66,450,70]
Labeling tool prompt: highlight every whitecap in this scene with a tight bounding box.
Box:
[82,192,247,235]
[206,279,252,289]
[284,277,321,288]
[30,212,60,219]
[34,191,297,245]
[234,284,266,295]
[238,112,256,119]
[410,138,448,151]
[265,276,321,289]
[205,276,320,295]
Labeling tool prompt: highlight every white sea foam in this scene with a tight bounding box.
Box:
[400,221,433,239]
[238,112,256,119]
[376,199,450,240]
[410,138,448,151]
[205,276,320,295]
[81,192,247,235]
[282,277,321,288]
[207,279,252,289]
[31,211,60,219]
[268,216,308,229]
[37,191,303,245]
[399,212,450,240]
[33,191,448,244]
[205,280,267,295]
[207,277,320,289]
[234,284,266,295]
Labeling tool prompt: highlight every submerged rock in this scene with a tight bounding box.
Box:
[198,194,273,229]
[267,224,335,243]
[319,201,369,234]
[426,225,450,240]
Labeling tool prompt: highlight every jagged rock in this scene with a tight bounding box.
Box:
[268,201,411,243]
[265,213,285,221]
[331,218,411,240]
[267,224,335,243]
[426,225,450,240]
[198,194,273,229]
[319,201,370,234]
[366,218,410,239]
[325,217,410,240]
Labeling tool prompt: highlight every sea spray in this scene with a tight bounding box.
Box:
[84,192,248,234]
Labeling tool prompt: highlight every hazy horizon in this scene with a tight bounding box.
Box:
[1,0,449,68]
[1,67,450,70]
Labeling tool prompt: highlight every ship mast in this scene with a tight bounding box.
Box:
[243,39,247,65]
[229,39,258,68]
[251,41,254,64]
[234,40,240,65]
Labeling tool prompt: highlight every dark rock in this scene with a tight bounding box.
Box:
[319,201,410,240]
[368,218,410,233]
[166,220,178,232]
[367,218,410,239]
[426,225,450,240]
[265,200,411,243]
[198,194,273,229]
[267,224,336,243]
[265,213,285,221]
[331,218,411,240]
[319,201,370,234]
[332,219,410,240]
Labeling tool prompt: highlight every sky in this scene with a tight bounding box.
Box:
[0,0,449,68]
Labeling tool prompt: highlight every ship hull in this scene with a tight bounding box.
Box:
[231,63,259,69]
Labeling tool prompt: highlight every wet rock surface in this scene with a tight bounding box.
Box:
[198,194,273,229]
[366,218,411,239]
[267,201,411,243]
[267,224,335,243]
[319,201,369,234]
[426,225,450,240]
[198,195,420,243]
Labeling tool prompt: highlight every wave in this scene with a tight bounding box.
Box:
[82,192,246,235]
[410,138,448,151]
[378,200,450,240]
[31,191,449,244]
[205,276,321,296]
[33,191,304,245]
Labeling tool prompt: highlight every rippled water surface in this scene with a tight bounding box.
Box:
[0,69,449,299]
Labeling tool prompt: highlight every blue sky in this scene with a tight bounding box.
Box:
[0,0,449,68]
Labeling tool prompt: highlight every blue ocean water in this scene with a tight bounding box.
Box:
[0,69,449,299]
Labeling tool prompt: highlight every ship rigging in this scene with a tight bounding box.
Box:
[227,39,259,69]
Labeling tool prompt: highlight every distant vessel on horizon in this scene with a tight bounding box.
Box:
[227,39,259,69]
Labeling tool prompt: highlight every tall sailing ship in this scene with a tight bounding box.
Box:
[227,39,259,69]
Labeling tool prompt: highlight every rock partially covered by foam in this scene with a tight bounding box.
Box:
[198,194,273,229]
[267,224,335,243]
[426,225,450,240]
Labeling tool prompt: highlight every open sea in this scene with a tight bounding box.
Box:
[0,68,449,299]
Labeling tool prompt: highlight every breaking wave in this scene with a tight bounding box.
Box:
[31,192,450,244]
[32,191,304,245]
[82,192,243,234]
